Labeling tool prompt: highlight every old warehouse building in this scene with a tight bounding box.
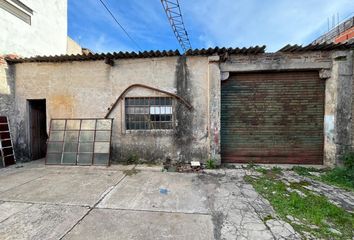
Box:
[1,43,354,167]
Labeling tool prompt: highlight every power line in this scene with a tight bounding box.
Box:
[161,0,192,52]
[98,0,142,51]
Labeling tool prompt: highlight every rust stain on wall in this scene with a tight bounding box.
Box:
[49,95,74,117]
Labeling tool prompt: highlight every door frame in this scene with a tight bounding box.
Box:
[27,99,47,160]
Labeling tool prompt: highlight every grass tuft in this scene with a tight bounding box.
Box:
[246,175,354,239]
[206,158,216,169]
[292,166,354,192]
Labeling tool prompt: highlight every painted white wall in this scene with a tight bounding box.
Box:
[0,0,67,57]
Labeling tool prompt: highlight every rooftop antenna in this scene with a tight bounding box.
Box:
[161,0,192,52]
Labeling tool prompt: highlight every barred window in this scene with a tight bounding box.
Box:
[125,97,173,130]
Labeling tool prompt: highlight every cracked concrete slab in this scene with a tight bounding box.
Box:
[98,171,209,214]
[0,202,32,222]
[197,171,278,240]
[0,171,124,206]
[0,169,47,192]
[62,209,214,240]
[282,171,354,213]
[0,162,306,240]
[0,203,89,240]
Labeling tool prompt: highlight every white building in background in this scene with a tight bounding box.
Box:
[0,0,82,57]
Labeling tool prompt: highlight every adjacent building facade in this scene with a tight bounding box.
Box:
[313,16,354,44]
[2,43,354,167]
[0,0,68,57]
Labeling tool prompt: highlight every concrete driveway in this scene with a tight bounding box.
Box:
[0,161,298,240]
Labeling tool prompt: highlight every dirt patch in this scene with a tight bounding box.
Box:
[123,169,141,176]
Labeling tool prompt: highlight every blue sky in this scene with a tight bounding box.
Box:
[68,0,354,53]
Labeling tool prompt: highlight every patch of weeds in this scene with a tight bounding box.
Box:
[206,158,216,169]
[271,167,282,174]
[126,153,140,165]
[342,151,354,169]
[292,166,321,177]
[320,167,354,192]
[245,175,354,239]
[262,214,274,223]
[292,153,354,192]
[253,166,283,179]
[320,151,354,191]
[255,167,267,174]
[246,161,256,169]
[289,181,310,189]
[264,168,283,179]
[123,168,140,176]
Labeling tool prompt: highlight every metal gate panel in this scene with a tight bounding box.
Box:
[221,71,325,164]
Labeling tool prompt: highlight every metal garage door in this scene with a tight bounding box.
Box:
[221,71,325,164]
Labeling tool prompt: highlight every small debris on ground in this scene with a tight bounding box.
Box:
[162,160,204,173]
[309,171,322,177]
[159,188,169,195]
[191,161,201,167]
[328,228,342,235]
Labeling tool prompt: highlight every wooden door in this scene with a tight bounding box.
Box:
[29,100,47,160]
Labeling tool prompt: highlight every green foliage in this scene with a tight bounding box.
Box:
[254,166,283,177]
[341,151,354,170]
[255,167,268,174]
[292,155,354,192]
[123,168,140,176]
[246,161,256,169]
[262,214,274,222]
[126,153,139,165]
[246,175,354,239]
[271,167,282,174]
[321,167,354,191]
[292,166,321,177]
[206,158,216,169]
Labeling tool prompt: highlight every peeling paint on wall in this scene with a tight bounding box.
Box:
[324,115,335,142]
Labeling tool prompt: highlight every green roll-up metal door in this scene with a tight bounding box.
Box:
[221,71,325,164]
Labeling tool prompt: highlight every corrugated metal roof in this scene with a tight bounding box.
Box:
[5,46,265,64]
[278,42,354,52]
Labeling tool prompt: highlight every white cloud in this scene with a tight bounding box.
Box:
[69,0,353,52]
[183,0,354,51]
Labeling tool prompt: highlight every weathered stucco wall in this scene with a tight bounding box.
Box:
[0,57,14,116]
[9,50,354,166]
[0,56,16,145]
[13,56,213,163]
[326,51,353,166]
[0,0,67,57]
